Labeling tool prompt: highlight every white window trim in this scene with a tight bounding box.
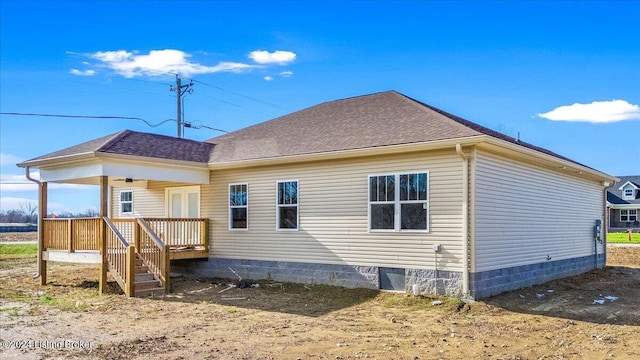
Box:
[276,180,299,232]
[621,209,638,222]
[368,172,430,233]
[119,190,133,216]
[623,188,635,199]
[164,185,201,218]
[229,183,249,231]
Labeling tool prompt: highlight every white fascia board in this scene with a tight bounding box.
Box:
[608,204,640,210]
[480,138,618,184]
[38,156,209,185]
[208,136,485,170]
[39,161,103,183]
[102,160,209,184]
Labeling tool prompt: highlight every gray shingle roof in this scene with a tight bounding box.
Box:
[206,91,482,162]
[21,91,595,171]
[607,176,640,205]
[22,130,214,164]
[206,91,588,167]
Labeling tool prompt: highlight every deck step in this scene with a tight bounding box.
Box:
[135,273,156,282]
[134,287,166,297]
[135,265,149,273]
[135,278,163,291]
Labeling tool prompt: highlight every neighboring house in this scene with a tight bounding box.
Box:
[607,176,640,232]
[18,91,616,300]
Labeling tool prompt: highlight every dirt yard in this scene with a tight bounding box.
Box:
[1,234,639,359]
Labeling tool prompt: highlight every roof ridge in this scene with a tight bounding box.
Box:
[97,130,132,152]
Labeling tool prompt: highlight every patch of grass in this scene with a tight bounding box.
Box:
[380,292,464,312]
[0,306,21,317]
[227,307,237,313]
[608,233,640,244]
[0,243,38,256]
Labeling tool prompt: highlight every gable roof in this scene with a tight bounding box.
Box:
[205,91,586,167]
[20,130,215,166]
[608,176,640,205]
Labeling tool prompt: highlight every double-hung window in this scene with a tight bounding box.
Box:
[369,172,429,231]
[120,190,133,215]
[277,180,298,230]
[229,183,248,230]
[621,209,638,222]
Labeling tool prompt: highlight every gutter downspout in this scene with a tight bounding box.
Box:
[456,144,470,299]
[24,166,43,279]
[600,185,609,269]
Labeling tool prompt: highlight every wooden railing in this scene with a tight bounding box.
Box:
[144,218,208,251]
[104,217,135,297]
[42,218,102,252]
[136,218,169,293]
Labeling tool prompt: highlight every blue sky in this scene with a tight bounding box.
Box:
[1,0,639,214]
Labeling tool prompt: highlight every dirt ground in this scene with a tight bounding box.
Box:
[1,234,639,360]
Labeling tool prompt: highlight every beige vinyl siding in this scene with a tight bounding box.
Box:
[474,151,604,272]
[204,149,465,271]
[111,181,196,218]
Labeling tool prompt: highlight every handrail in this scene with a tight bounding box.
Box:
[137,218,165,250]
[104,218,129,248]
[103,217,135,297]
[136,218,170,294]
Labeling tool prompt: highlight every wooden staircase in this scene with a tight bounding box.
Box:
[133,255,165,297]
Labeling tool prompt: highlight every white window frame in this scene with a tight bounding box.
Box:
[623,188,634,199]
[276,180,299,231]
[119,190,133,216]
[368,171,429,233]
[229,183,249,231]
[621,209,638,222]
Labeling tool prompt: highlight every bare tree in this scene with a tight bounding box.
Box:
[19,202,38,223]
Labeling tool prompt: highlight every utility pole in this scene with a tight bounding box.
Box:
[170,75,193,138]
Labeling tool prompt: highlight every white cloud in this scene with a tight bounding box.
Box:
[264,76,274,81]
[248,50,296,65]
[0,153,24,167]
[538,100,640,123]
[279,70,293,77]
[69,68,96,76]
[85,49,257,78]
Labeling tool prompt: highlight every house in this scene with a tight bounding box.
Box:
[607,176,640,232]
[18,91,616,300]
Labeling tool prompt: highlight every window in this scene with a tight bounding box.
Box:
[624,188,634,199]
[277,180,298,230]
[621,209,638,222]
[120,190,133,215]
[229,183,248,230]
[369,172,429,231]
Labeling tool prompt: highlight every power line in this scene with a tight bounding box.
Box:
[0,112,173,128]
[0,112,228,133]
[189,78,286,109]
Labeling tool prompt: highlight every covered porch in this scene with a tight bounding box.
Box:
[17,130,215,297]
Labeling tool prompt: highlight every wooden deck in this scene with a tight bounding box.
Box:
[40,217,209,297]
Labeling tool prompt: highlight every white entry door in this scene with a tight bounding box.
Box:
[165,186,201,244]
[166,186,200,218]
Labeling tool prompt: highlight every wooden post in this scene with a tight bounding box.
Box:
[164,246,170,294]
[202,219,209,253]
[67,219,74,253]
[98,176,108,295]
[134,221,141,255]
[125,246,135,297]
[39,182,48,286]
